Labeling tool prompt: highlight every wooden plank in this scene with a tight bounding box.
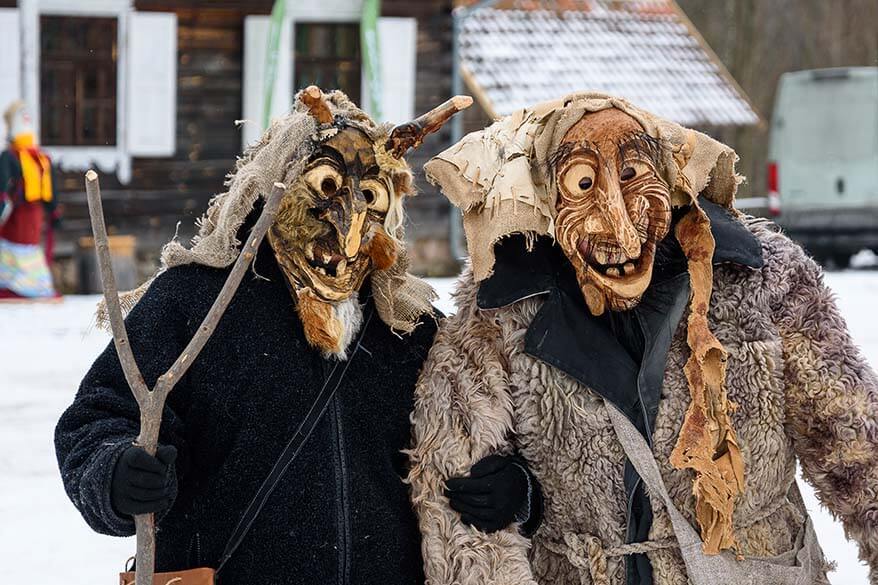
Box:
[135,1,273,14]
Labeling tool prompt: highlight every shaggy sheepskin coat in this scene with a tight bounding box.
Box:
[408,216,878,585]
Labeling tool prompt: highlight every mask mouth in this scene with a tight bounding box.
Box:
[304,239,352,278]
[294,237,369,300]
[578,238,652,281]
[271,225,371,302]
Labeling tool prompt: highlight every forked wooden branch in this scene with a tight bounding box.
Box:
[85,171,287,585]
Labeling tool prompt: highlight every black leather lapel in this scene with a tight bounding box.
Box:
[701,198,764,268]
[523,272,690,429]
[524,286,642,420]
[633,273,690,441]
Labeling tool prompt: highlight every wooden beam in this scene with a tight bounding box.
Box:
[461,65,499,120]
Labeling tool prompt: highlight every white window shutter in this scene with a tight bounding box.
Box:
[0,8,21,117]
[374,17,417,124]
[128,12,177,157]
[242,15,292,149]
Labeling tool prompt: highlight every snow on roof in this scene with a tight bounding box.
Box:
[459,1,760,127]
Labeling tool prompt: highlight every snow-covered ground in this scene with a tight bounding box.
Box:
[2,272,876,583]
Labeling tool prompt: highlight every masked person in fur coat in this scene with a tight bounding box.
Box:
[408,92,878,585]
[54,88,540,585]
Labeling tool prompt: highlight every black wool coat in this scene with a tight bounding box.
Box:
[54,243,438,585]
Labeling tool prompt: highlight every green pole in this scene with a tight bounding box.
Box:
[361,0,382,119]
[262,0,287,129]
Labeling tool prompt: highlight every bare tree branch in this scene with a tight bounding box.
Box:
[85,171,287,585]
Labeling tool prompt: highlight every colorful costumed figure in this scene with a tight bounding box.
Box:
[0,100,58,299]
[409,93,878,585]
[55,88,537,584]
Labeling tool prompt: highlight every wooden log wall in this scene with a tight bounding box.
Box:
[55,6,259,267]
[383,0,458,274]
[53,0,460,287]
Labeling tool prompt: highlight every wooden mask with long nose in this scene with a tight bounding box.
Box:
[554,108,671,315]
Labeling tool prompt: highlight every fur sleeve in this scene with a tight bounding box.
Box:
[407,288,537,585]
[766,233,878,582]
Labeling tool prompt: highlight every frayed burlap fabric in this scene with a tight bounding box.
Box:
[98,90,435,334]
[424,91,741,282]
[424,91,746,555]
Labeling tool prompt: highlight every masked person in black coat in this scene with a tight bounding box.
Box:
[54,89,542,585]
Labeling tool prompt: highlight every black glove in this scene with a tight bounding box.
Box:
[110,445,178,517]
[445,454,543,535]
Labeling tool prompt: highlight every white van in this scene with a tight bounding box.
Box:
[768,67,878,267]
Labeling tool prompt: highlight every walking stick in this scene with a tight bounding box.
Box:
[85,170,287,585]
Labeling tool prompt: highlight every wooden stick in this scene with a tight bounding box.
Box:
[385,95,473,158]
[300,85,334,125]
[85,171,287,585]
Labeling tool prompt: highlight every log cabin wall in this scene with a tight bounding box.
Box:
[382,0,457,275]
[51,0,458,291]
[53,4,269,290]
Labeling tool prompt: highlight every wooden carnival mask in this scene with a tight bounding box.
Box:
[554,108,672,315]
[268,87,471,356]
[269,125,399,304]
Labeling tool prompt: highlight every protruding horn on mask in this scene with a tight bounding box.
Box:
[300,86,334,125]
[385,95,474,158]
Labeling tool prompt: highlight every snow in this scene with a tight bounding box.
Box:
[2,272,877,583]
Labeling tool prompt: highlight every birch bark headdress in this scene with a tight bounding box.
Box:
[425,91,746,555]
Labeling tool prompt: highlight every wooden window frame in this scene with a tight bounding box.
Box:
[294,21,362,104]
[39,14,118,146]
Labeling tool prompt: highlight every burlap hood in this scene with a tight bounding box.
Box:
[424,91,742,281]
[102,90,435,333]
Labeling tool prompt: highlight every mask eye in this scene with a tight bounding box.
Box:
[305,165,342,197]
[361,179,390,214]
[620,161,652,184]
[561,163,596,197]
[321,177,338,195]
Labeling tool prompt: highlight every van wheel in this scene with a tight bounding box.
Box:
[807,249,829,267]
[830,252,851,269]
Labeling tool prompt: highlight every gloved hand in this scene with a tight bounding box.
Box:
[111,445,178,517]
[445,454,542,535]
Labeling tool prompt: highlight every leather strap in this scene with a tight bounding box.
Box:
[216,308,374,574]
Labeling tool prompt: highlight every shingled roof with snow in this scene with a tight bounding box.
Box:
[459,1,760,126]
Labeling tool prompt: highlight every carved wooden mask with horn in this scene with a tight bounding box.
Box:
[268,86,471,357]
